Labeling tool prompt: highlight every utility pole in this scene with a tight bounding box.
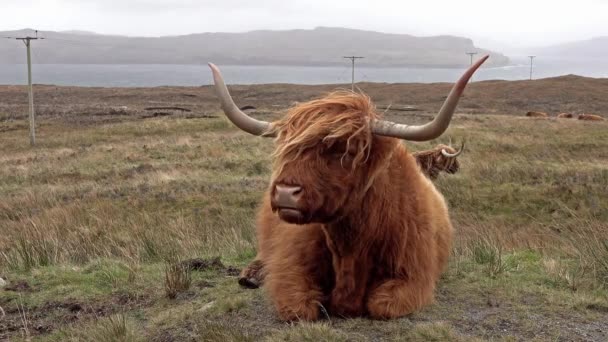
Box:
[343,56,364,91]
[466,52,478,82]
[528,55,536,80]
[15,30,43,146]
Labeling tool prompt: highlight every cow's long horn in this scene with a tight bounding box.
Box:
[442,141,465,157]
[208,63,274,136]
[371,55,489,141]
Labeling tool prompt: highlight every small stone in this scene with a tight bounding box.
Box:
[198,301,216,313]
[0,277,6,288]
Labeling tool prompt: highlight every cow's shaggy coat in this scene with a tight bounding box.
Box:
[578,114,605,121]
[253,92,454,320]
[238,143,462,289]
[526,111,548,117]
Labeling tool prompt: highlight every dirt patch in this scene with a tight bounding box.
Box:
[119,163,155,179]
[141,112,173,119]
[0,292,154,340]
[144,106,192,112]
[4,280,33,293]
[180,257,241,276]
[587,303,608,313]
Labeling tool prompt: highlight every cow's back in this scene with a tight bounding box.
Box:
[376,147,454,281]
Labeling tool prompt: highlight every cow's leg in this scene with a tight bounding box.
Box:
[328,255,369,317]
[265,225,333,321]
[238,258,265,289]
[366,277,436,319]
[366,234,447,319]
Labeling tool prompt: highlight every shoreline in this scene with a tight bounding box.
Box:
[1,75,607,123]
[0,73,606,89]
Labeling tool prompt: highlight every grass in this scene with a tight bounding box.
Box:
[0,112,607,341]
[164,260,192,299]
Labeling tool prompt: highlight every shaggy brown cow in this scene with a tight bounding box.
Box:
[208,55,488,321]
[578,114,605,121]
[526,111,548,117]
[238,142,465,289]
[557,113,574,119]
[412,142,464,180]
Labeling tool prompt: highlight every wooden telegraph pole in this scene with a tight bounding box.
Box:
[466,52,478,83]
[528,55,536,80]
[14,31,44,146]
[343,56,364,91]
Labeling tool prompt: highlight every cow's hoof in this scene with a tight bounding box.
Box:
[238,276,260,289]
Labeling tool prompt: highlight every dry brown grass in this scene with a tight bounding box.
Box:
[164,260,192,299]
[1,113,607,285]
[0,84,607,340]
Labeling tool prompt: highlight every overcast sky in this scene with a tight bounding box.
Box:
[2,0,607,51]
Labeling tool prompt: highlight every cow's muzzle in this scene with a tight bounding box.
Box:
[272,184,307,224]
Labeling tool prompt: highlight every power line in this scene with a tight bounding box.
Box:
[343,56,364,91]
[13,30,45,146]
[337,65,350,82]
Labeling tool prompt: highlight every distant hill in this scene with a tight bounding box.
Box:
[59,30,104,36]
[532,37,608,60]
[0,27,509,67]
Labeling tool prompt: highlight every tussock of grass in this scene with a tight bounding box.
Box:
[62,314,142,342]
[194,320,255,342]
[266,322,350,342]
[565,221,608,288]
[164,261,192,299]
[397,322,465,342]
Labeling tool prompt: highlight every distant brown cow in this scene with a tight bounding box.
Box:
[557,113,573,119]
[578,114,605,121]
[412,142,464,180]
[526,111,548,118]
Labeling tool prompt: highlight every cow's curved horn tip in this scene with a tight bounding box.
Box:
[208,62,218,71]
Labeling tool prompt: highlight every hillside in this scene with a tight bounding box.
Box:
[532,36,608,60]
[0,27,509,67]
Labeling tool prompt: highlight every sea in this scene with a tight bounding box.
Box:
[1,57,607,87]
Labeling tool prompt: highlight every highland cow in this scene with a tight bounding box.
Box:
[238,142,466,289]
[578,114,605,121]
[208,55,488,321]
[557,113,573,119]
[412,142,464,180]
[526,111,548,118]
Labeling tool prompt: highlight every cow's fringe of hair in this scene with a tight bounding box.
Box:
[362,143,399,194]
[267,91,379,178]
